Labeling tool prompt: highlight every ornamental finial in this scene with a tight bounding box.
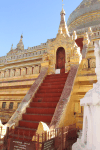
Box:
[62,0,64,9]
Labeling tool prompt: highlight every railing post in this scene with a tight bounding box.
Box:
[44,132,46,142]
[62,127,63,150]
[3,127,9,150]
[0,126,2,139]
[36,134,39,150]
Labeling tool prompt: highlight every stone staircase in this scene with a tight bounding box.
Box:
[10,73,69,140]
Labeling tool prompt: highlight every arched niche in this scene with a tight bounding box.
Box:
[56,47,65,74]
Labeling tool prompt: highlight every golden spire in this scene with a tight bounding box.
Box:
[62,0,64,9]
[58,0,70,37]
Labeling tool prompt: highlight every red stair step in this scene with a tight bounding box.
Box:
[9,135,32,142]
[14,127,36,137]
[30,102,57,108]
[46,73,68,78]
[43,78,66,82]
[26,107,55,114]
[38,88,63,93]
[41,81,65,86]
[35,93,61,98]
[39,85,64,90]
[23,114,53,122]
[32,97,59,102]
[10,72,68,140]
[19,120,39,129]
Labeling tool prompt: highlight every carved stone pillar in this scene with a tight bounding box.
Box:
[1,71,4,78]
[27,67,32,75]
[33,66,39,74]
[5,69,10,78]
[15,68,21,76]
[90,59,96,68]
[6,102,10,109]
[13,102,17,110]
[10,69,15,77]
[21,67,26,76]
[0,101,2,108]
[82,32,90,59]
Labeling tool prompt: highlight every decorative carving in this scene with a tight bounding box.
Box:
[10,69,15,77]
[1,71,4,78]
[82,59,88,69]
[21,68,26,76]
[17,35,24,50]
[5,70,9,78]
[33,66,39,74]
[58,27,63,35]
[83,32,90,46]
[27,67,32,75]
[42,52,49,62]
[72,31,77,40]
[90,59,96,68]
[15,68,21,76]
[88,27,93,40]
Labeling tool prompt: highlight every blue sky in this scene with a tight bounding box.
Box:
[0,0,82,57]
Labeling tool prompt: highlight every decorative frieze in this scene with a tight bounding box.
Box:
[0,65,40,78]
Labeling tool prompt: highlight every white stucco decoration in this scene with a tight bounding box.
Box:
[72,40,100,150]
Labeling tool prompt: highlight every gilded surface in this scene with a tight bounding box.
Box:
[67,0,100,27]
[0,4,98,131]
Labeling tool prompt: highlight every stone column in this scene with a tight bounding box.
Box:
[13,102,17,110]
[6,102,10,109]
[21,67,26,76]
[10,69,15,77]
[0,101,2,109]
[33,66,39,74]
[5,69,10,78]
[27,67,32,75]
[15,68,21,76]
[1,71,4,78]
[82,32,90,59]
